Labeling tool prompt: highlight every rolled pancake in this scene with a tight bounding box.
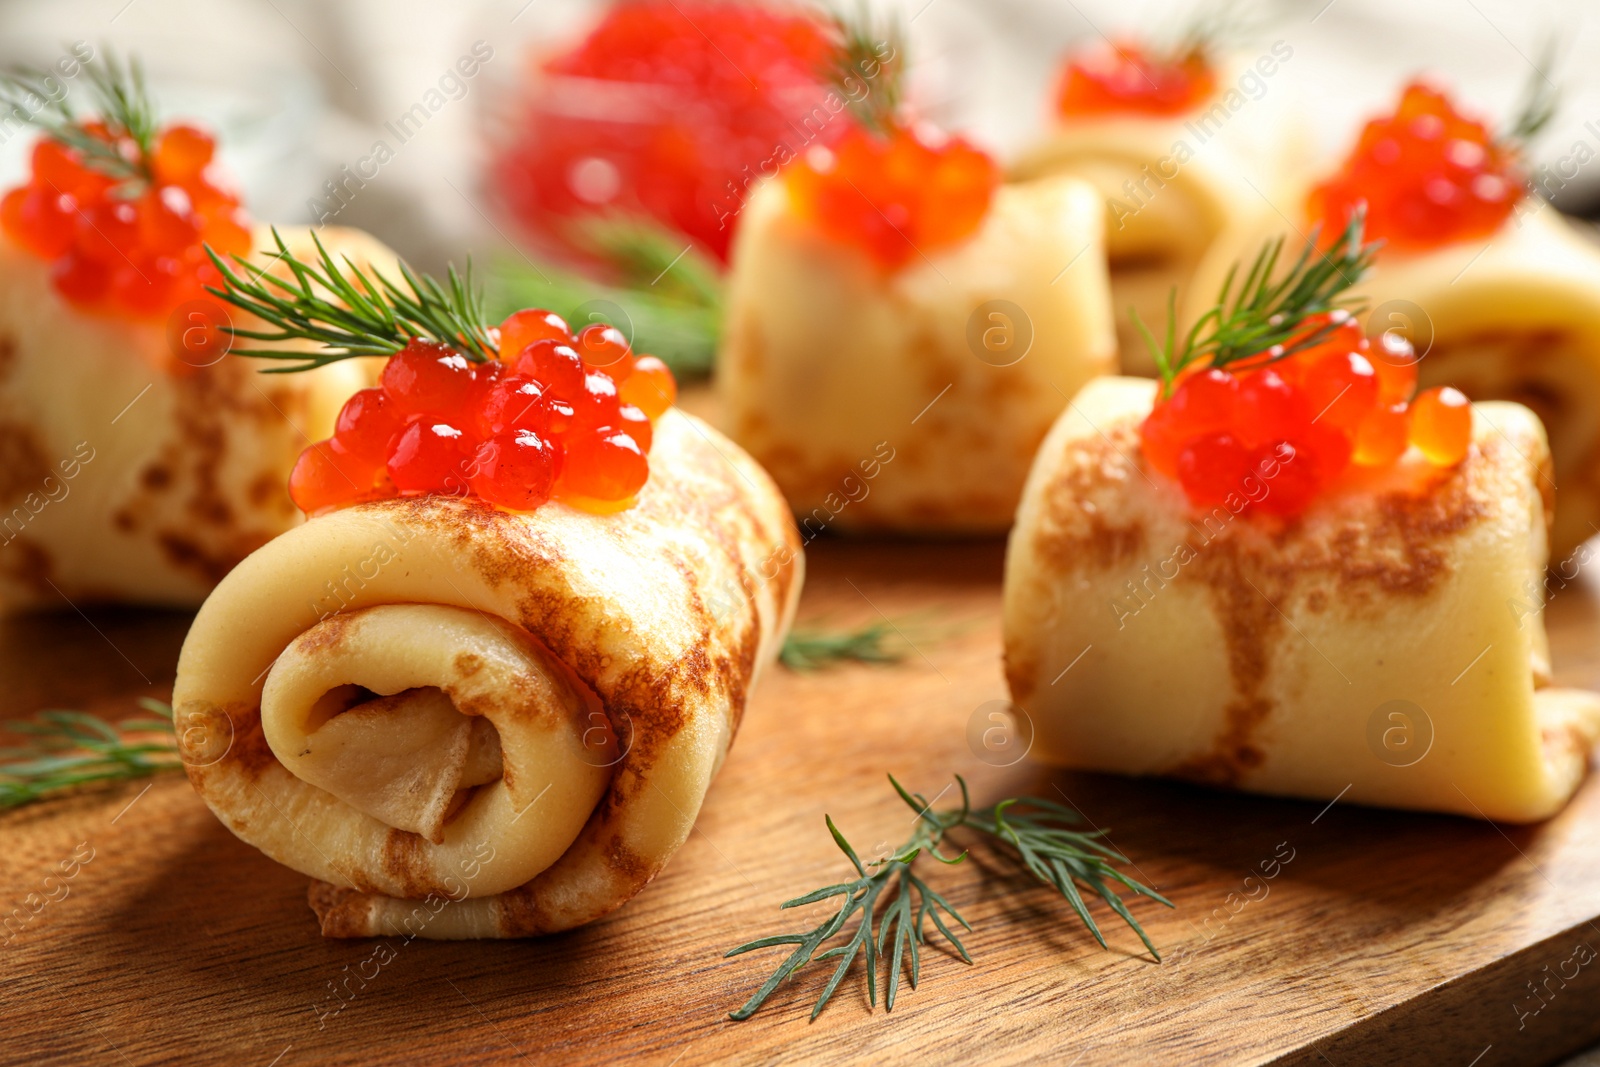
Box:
[1188,206,1600,559]
[1003,376,1600,823]
[1010,59,1305,373]
[718,175,1114,533]
[0,225,395,611]
[173,410,803,937]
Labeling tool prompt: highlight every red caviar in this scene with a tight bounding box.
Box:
[491,0,839,264]
[1307,81,1523,253]
[1,122,250,317]
[1056,41,1216,118]
[1141,313,1474,516]
[288,310,676,516]
[785,123,999,271]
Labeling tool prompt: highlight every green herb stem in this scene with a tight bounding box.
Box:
[0,48,157,190]
[205,227,496,370]
[1137,207,1379,396]
[0,699,180,810]
[726,775,1170,1021]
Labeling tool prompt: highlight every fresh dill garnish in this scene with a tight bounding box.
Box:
[0,47,157,190]
[205,227,497,371]
[825,3,904,136]
[1136,207,1379,397]
[0,699,180,810]
[726,775,1170,1021]
[1502,36,1560,147]
[780,621,907,670]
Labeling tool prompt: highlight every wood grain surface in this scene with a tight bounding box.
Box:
[2,538,1599,1066]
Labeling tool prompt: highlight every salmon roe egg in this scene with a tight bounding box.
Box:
[296,311,677,517]
[289,440,382,515]
[1408,386,1472,465]
[471,431,560,510]
[575,323,634,376]
[620,355,678,418]
[561,429,649,500]
[498,308,570,359]
[1353,402,1410,467]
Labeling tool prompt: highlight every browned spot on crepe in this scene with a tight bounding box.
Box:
[493,883,550,937]
[0,537,56,598]
[1169,539,1280,784]
[219,702,275,780]
[453,652,485,679]
[606,836,654,881]
[1110,246,1186,273]
[248,472,282,508]
[0,334,16,379]
[141,464,173,491]
[124,359,302,582]
[308,881,372,938]
[293,610,357,657]
[722,612,762,737]
[181,699,275,813]
[0,419,52,506]
[381,828,434,898]
[154,531,262,585]
[1032,421,1148,573]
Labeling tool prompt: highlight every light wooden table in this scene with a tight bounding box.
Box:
[2,539,1599,1065]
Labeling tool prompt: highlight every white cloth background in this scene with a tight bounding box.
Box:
[3,0,1597,270]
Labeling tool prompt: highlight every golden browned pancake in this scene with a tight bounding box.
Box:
[1004,376,1598,822]
[173,411,803,937]
[0,225,395,610]
[718,175,1114,533]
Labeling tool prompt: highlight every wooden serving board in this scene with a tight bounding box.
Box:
[3,538,1600,1066]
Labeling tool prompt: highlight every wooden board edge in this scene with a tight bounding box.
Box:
[1275,922,1600,1066]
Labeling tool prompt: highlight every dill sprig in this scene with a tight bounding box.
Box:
[1502,37,1560,147]
[826,4,904,136]
[0,699,180,810]
[1137,207,1379,397]
[0,47,157,189]
[1171,0,1259,64]
[569,213,723,309]
[205,227,497,371]
[780,621,906,671]
[727,775,1171,1021]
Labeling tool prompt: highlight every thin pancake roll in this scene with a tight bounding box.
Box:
[0,225,394,611]
[1010,49,1305,373]
[718,175,1114,533]
[1003,377,1600,823]
[173,411,802,937]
